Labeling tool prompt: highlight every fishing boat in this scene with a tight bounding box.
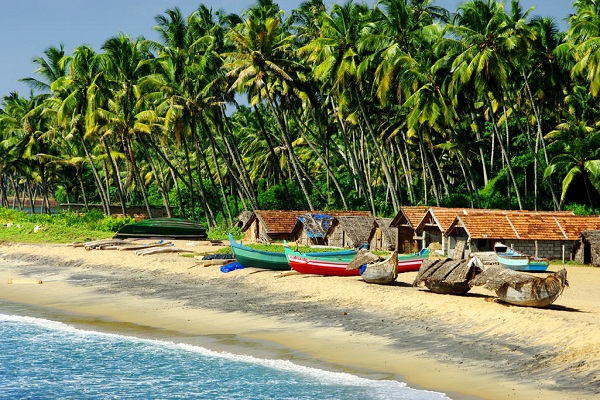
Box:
[229,234,356,271]
[347,250,398,284]
[494,242,549,272]
[113,218,207,240]
[470,266,568,307]
[413,257,484,295]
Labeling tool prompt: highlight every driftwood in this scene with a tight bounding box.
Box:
[470,266,568,307]
[413,257,484,295]
[135,247,195,256]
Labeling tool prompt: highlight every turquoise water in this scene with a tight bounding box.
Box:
[0,312,450,399]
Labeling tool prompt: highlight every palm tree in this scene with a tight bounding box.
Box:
[224,5,318,210]
[544,85,600,208]
[440,0,524,209]
[51,45,112,214]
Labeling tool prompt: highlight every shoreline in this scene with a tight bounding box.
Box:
[1,241,599,399]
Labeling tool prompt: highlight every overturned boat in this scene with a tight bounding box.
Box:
[470,266,568,307]
[113,218,207,240]
[413,257,484,295]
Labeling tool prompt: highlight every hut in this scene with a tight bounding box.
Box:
[446,212,600,261]
[369,218,397,251]
[572,230,600,266]
[327,216,375,248]
[240,210,305,243]
[413,207,470,253]
[389,206,429,253]
[294,211,372,246]
[295,213,333,246]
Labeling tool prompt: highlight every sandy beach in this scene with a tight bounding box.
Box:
[1,240,599,399]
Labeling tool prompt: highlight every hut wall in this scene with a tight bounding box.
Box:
[296,225,326,246]
[243,219,261,243]
[327,224,353,248]
[369,227,394,251]
[500,240,575,260]
[396,226,417,253]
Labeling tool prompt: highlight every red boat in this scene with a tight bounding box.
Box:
[285,247,429,276]
[287,254,360,276]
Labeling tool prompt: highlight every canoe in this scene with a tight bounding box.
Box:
[494,242,549,272]
[229,234,356,271]
[357,251,398,284]
[470,266,568,307]
[397,248,430,272]
[113,218,207,240]
[413,257,484,295]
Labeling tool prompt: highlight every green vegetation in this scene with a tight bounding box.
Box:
[1,0,600,231]
[0,207,238,244]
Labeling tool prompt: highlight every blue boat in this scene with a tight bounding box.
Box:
[494,242,549,272]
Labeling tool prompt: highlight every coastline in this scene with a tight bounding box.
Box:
[1,241,599,399]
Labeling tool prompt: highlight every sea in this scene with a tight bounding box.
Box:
[0,305,450,400]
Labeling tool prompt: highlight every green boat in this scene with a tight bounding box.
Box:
[229,234,357,271]
[113,218,207,240]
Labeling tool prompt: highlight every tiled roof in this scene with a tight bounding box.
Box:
[253,210,371,234]
[448,212,600,241]
[417,207,574,233]
[390,206,429,227]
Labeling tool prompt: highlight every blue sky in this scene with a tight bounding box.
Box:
[0,1,574,99]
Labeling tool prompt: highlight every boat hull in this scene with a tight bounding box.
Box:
[397,257,428,273]
[229,234,357,271]
[287,255,360,276]
[360,252,398,284]
[494,242,549,272]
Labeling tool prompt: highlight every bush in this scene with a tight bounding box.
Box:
[97,216,136,232]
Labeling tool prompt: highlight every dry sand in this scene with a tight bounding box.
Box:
[1,240,599,399]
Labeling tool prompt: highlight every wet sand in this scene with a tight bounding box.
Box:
[1,241,599,399]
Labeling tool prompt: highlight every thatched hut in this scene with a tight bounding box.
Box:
[295,213,332,246]
[573,230,600,266]
[327,216,375,248]
[369,218,397,251]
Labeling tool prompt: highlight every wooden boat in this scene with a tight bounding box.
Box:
[347,250,398,284]
[229,234,356,271]
[413,257,484,295]
[470,266,568,307]
[284,245,362,276]
[113,218,207,240]
[494,242,549,272]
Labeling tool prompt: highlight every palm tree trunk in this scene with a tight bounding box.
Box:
[264,96,314,210]
[331,98,375,212]
[77,132,109,215]
[355,90,400,213]
[487,101,523,210]
[101,137,128,216]
[138,135,172,217]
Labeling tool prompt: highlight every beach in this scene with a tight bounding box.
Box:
[0,241,599,399]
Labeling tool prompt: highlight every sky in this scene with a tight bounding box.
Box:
[0,1,575,99]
